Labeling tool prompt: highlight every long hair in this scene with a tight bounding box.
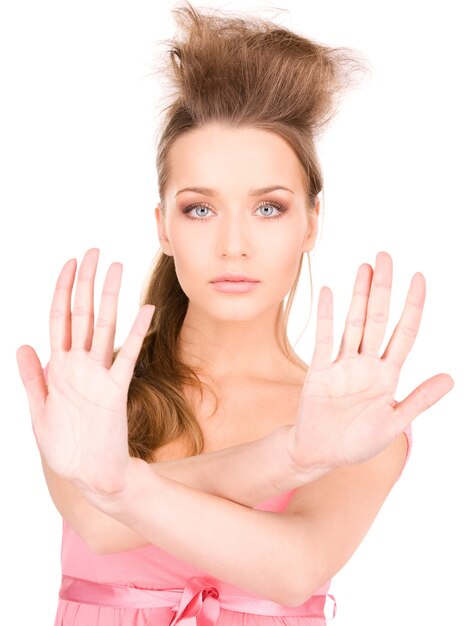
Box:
[113,1,370,462]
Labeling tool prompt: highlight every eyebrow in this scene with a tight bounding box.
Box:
[175,185,294,197]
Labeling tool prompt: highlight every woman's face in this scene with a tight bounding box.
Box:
[155,123,318,322]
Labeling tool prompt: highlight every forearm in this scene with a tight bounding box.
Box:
[41,424,329,555]
[150,424,315,507]
[86,458,319,606]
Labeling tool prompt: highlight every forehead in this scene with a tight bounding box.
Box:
[166,123,305,197]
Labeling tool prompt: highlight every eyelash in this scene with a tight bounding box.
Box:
[181,200,288,221]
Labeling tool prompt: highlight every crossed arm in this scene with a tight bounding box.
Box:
[41,423,330,606]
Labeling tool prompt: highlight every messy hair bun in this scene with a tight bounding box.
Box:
[154,1,370,209]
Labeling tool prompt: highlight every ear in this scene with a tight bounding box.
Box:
[301,197,319,253]
[154,204,174,256]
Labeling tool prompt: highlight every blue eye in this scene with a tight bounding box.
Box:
[182,201,287,221]
[255,202,286,219]
[182,203,214,219]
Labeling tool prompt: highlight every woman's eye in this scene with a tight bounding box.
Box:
[182,201,287,220]
[255,202,287,219]
[182,204,213,219]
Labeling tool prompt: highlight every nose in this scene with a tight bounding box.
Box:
[216,211,251,258]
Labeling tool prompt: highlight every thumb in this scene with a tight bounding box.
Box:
[16,345,48,437]
[394,373,455,427]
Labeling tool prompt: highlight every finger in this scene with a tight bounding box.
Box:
[381,272,425,369]
[71,248,100,352]
[394,373,455,429]
[336,263,372,360]
[89,262,123,368]
[310,286,334,370]
[16,345,47,437]
[49,257,77,353]
[359,251,393,357]
[110,305,156,389]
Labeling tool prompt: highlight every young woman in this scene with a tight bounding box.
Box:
[16,2,454,625]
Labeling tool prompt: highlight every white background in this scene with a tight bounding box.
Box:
[1,1,469,624]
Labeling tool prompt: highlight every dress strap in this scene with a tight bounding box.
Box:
[59,574,337,624]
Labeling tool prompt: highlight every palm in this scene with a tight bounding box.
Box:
[16,249,155,495]
[38,355,128,490]
[289,252,454,472]
[298,355,400,468]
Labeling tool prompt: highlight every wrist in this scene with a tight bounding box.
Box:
[79,457,153,515]
[281,425,332,484]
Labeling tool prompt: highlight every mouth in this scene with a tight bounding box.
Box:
[210,274,259,283]
[210,279,260,293]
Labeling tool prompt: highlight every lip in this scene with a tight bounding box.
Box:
[211,280,259,294]
[210,273,259,283]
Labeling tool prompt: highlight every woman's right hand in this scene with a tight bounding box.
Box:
[16,248,155,496]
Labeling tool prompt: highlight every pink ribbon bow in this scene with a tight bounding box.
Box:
[168,577,221,626]
[59,574,337,625]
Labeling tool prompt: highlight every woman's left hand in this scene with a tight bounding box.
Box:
[287,251,454,472]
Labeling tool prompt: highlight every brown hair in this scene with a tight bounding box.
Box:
[113,1,370,462]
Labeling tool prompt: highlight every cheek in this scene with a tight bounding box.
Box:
[265,232,303,278]
[167,220,195,256]
[167,227,208,290]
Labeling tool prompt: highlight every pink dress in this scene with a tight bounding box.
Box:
[52,424,413,626]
